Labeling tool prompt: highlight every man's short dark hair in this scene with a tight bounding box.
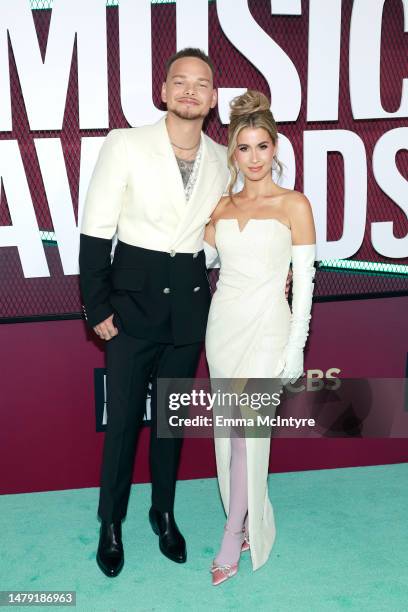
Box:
[165,48,215,80]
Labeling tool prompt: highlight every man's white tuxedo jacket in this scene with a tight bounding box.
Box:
[79,116,229,334]
[81,116,229,253]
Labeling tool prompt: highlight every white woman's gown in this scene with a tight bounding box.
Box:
[205,218,292,571]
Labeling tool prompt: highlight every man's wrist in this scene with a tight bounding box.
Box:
[83,303,113,327]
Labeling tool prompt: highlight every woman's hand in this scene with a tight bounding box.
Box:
[279,346,304,384]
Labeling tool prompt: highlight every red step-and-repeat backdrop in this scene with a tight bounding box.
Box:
[0,0,407,321]
[0,1,407,495]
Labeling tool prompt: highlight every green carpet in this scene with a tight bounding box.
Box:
[1,463,407,611]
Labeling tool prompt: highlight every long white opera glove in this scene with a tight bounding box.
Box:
[280,244,316,384]
[204,240,220,268]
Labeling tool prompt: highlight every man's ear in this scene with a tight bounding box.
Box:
[161,82,167,104]
[210,87,217,109]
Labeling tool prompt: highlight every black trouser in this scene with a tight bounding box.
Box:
[97,322,203,522]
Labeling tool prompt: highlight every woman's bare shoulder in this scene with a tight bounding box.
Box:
[282,190,315,241]
[276,189,312,222]
[281,189,312,209]
[211,195,232,222]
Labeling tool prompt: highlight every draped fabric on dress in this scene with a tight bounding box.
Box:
[205,218,292,571]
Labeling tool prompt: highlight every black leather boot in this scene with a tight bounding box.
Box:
[149,507,186,563]
[96,521,124,577]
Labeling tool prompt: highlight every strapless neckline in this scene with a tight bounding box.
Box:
[215,218,291,234]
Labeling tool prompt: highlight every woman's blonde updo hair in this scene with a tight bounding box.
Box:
[227,90,283,198]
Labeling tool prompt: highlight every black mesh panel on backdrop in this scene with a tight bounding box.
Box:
[0,0,407,322]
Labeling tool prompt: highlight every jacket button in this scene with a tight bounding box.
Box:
[193,286,201,292]
[193,252,198,259]
[170,250,176,257]
[163,287,171,294]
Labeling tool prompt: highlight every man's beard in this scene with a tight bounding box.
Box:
[169,102,208,121]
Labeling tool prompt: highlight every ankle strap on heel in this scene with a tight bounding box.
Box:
[224,525,245,537]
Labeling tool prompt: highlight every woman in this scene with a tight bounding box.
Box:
[204,90,316,585]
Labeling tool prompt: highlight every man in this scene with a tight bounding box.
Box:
[79,48,229,577]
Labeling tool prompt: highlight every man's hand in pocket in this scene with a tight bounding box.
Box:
[93,314,118,341]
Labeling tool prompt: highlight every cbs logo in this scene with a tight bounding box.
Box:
[286,368,341,393]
